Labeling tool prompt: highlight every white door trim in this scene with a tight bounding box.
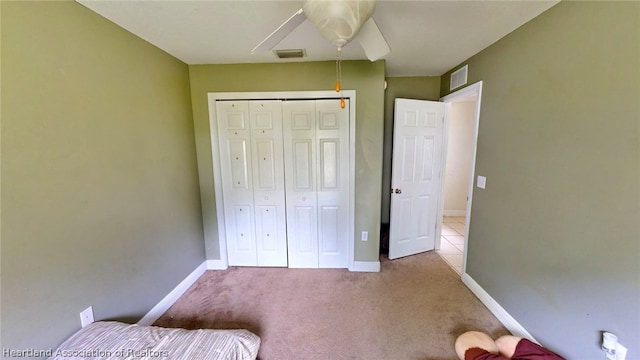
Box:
[462,272,538,342]
[138,261,207,325]
[207,91,356,270]
[438,81,483,276]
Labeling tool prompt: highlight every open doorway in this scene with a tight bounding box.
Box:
[436,82,483,275]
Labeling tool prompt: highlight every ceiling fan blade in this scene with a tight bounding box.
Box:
[251,9,306,54]
[357,17,390,61]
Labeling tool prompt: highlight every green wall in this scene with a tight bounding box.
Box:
[1,1,204,351]
[382,77,441,224]
[440,2,639,357]
[189,61,385,262]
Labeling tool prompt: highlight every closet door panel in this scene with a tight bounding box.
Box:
[228,140,250,189]
[283,101,319,268]
[250,101,287,267]
[254,139,276,189]
[319,139,339,190]
[319,206,339,253]
[293,206,316,253]
[292,140,313,190]
[255,205,277,250]
[217,101,257,266]
[233,205,253,250]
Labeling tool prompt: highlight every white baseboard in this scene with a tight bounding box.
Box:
[206,259,228,270]
[461,272,539,343]
[443,210,467,217]
[349,260,381,272]
[138,261,207,326]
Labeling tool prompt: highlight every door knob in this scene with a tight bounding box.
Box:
[395,189,402,194]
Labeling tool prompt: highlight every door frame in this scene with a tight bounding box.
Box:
[207,90,356,270]
[436,81,483,275]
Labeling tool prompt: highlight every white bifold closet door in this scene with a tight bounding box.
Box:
[283,100,349,268]
[216,100,288,267]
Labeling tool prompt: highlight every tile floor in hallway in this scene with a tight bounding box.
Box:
[437,216,466,274]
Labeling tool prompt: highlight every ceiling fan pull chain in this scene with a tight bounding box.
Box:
[336,47,345,109]
[335,47,341,93]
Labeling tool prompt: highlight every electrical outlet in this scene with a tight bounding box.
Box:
[80,306,94,328]
[616,343,627,360]
[361,231,368,241]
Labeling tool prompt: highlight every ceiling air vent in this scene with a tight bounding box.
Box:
[274,49,306,59]
[450,64,468,91]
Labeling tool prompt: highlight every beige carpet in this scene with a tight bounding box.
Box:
[154,251,509,360]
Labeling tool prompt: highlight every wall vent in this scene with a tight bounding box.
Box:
[450,65,468,91]
[274,49,306,59]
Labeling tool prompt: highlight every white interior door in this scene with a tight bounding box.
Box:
[212,93,353,269]
[315,99,349,268]
[283,100,319,267]
[217,101,256,266]
[250,101,288,266]
[389,98,445,260]
[283,99,350,268]
[217,100,287,266]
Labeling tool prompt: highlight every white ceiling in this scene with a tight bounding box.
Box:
[78,0,559,77]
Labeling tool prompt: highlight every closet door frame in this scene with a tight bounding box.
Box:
[207,91,356,270]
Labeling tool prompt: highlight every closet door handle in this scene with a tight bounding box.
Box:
[394,189,402,194]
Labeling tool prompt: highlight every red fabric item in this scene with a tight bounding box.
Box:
[512,339,565,360]
[464,347,508,360]
[464,340,565,360]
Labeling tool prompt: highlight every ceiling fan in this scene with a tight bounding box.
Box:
[251,0,391,62]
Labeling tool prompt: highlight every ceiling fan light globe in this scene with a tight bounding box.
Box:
[302,0,376,46]
[319,18,357,44]
[334,39,348,49]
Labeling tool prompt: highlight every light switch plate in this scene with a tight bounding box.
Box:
[361,231,368,241]
[477,176,487,189]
